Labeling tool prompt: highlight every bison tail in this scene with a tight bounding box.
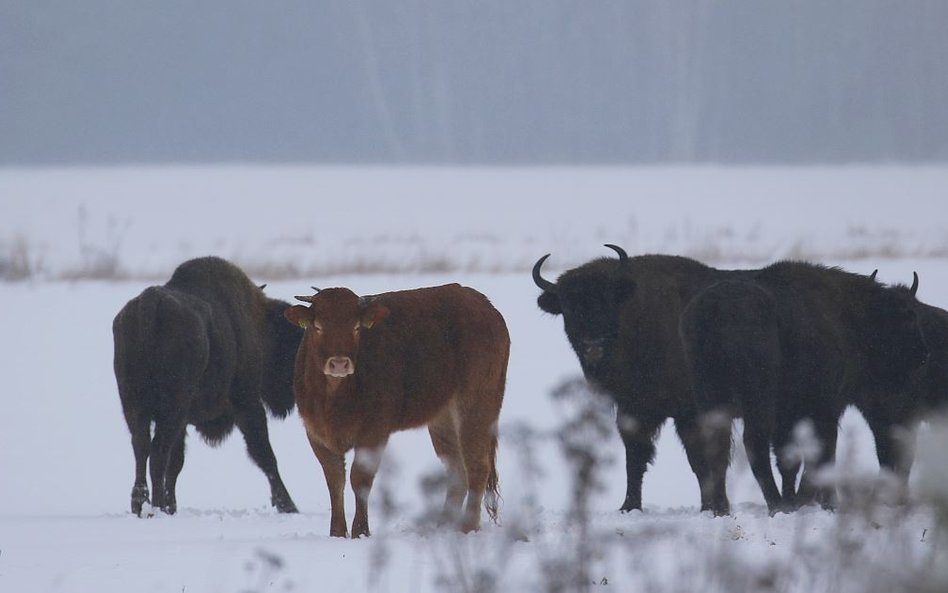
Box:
[484,433,501,524]
[261,390,295,419]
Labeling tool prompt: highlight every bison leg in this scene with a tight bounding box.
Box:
[128,413,152,516]
[616,411,663,512]
[234,402,298,513]
[696,409,733,516]
[149,414,188,514]
[428,409,467,527]
[773,423,802,508]
[163,434,186,514]
[309,437,348,537]
[674,414,719,514]
[741,421,783,514]
[351,443,387,538]
[867,416,917,481]
[737,388,783,514]
[797,418,839,510]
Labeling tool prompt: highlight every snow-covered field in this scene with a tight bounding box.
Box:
[2,166,947,592]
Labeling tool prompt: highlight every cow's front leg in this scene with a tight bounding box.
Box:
[351,443,387,538]
[616,410,664,512]
[309,437,348,537]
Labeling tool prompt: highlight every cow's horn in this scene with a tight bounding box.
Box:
[532,254,557,293]
[868,270,877,282]
[294,287,321,303]
[911,272,919,296]
[604,244,629,261]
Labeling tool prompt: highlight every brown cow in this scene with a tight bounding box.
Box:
[284,284,509,537]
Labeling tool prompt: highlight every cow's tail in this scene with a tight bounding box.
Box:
[484,430,501,524]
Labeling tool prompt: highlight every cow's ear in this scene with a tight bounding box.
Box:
[361,303,390,329]
[537,291,562,315]
[284,305,313,329]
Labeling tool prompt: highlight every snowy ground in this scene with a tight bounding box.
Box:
[1,166,947,592]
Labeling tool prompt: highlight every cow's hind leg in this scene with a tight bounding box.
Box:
[234,401,298,513]
[427,407,467,527]
[458,411,499,533]
[456,407,500,533]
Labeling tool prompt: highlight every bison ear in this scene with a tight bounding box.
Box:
[361,303,390,329]
[284,305,312,329]
[537,291,562,315]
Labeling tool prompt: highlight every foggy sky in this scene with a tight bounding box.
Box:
[3,0,947,165]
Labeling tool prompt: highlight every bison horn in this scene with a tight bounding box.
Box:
[868,270,877,282]
[604,244,629,261]
[532,254,557,293]
[910,272,919,296]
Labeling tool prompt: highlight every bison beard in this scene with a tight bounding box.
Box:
[112,256,301,516]
[534,246,928,515]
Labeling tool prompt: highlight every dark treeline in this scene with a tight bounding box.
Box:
[3,0,947,165]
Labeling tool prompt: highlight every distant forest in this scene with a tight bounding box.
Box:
[3,1,947,165]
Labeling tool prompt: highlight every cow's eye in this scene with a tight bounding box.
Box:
[312,323,323,335]
[353,323,361,334]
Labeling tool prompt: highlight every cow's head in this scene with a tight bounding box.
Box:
[284,287,390,380]
[533,244,636,375]
[865,272,929,382]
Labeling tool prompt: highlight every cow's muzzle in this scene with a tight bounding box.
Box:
[324,356,355,378]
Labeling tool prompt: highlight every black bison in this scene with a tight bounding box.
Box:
[679,265,928,513]
[533,245,928,515]
[534,245,726,513]
[284,284,509,537]
[113,256,302,515]
[852,276,948,483]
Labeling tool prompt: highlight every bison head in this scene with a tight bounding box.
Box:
[284,287,390,379]
[865,273,929,383]
[533,244,636,375]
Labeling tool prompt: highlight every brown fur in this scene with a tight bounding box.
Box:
[285,283,509,537]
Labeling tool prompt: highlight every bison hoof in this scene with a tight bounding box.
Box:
[273,496,298,514]
[618,499,642,513]
[131,486,150,516]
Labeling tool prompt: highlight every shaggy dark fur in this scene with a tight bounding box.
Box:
[534,246,927,516]
[112,256,302,515]
[535,247,727,514]
[848,285,948,483]
[680,264,928,513]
